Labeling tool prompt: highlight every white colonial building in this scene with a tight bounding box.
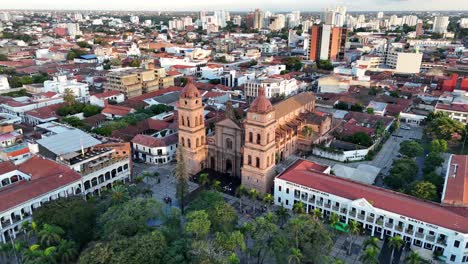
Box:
[131,133,178,164]
[44,75,90,103]
[274,159,468,263]
[244,77,299,99]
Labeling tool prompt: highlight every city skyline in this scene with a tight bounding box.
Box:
[2,0,468,12]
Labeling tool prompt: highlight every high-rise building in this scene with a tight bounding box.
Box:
[402,15,418,26]
[254,9,264,30]
[308,24,347,61]
[130,15,139,24]
[177,79,208,175]
[377,12,384,19]
[241,88,277,193]
[433,16,450,33]
[323,6,346,26]
[416,21,424,37]
[232,15,242,26]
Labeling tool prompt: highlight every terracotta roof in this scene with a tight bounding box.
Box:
[25,103,63,120]
[131,133,178,148]
[102,105,134,116]
[443,155,468,207]
[181,79,201,99]
[278,159,468,233]
[0,156,81,213]
[249,88,274,114]
[436,103,468,113]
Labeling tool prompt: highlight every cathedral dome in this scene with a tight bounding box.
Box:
[249,88,273,114]
[181,78,200,98]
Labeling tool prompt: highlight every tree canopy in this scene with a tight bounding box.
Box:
[399,140,424,158]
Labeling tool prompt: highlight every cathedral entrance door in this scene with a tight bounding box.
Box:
[226,159,233,176]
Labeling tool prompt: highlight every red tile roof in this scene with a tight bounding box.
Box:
[278,159,468,233]
[0,156,81,213]
[436,103,468,113]
[443,155,468,207]
[25,103,64,120]
[131,133,178,148]
[102,105,134,117]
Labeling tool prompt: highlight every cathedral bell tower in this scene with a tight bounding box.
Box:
[178,79,207,175]
[241,88,277,194]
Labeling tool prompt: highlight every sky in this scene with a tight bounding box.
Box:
[1,0,468,12]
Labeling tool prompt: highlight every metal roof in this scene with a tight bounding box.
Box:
[37,129,101,155]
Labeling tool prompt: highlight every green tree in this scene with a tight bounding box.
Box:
[57,239,78,264]
[63,88,76,106]
[423,152,444,173]
[175,148,189,215]
[346,132,373,147]
[360,246,380,264]
[248,188,259,213]
[98,198,162,239]
[235,185,247,212]
[185,210,211,239]
[33,197,96,249]
[82,105,102,117]
[384,158,418,190]
[38,224,65,247]
[389,235,404,264]
[288,248,302,264]
[405,251,423,264]
[211,180,221,191]
[347,220,360,254]
[262,193,274,212]
[292,201,306,214]
[283,57,303,71]
[426,113,465,141]
[399,140,424,158]
[366,108,375,115]
[430,139,448,153]
[363,237,379,250]
[410,181,438,201]
[275,206,290,228]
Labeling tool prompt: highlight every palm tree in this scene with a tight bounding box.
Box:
[23,244,58,264]
[389,235,404,264]
[262,193,274,212]
[63,88,75,106]
[110,185,129,204]
[360,246,380,264]
[235,185,246,212]
[363,237,379,250]
[142,188,153,198]
[211,180,221,191]
[248,189,259,213]
[405,251,422,264]
[288,248,302,264]
[292,201,305,214]
[198,173,210,188]
[57,240,78,264]
[312,208,322,220]
[275,205,290,228]
[38,224,65,247]
[0,243,13,260]
[347,220,360,254]
[329,212,339,226]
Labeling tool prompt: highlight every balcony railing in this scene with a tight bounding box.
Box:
[437,237,447,246]
[395,226,403,232]
[357,214,365,220]
[309,198,316,204]
[349,211,356,217]
[81,157,128,176]
[332,205,339,211]
[426,235,436,242]
[1,219,12,228]
[324,203,331,209]
[376,219,383,226]
[317,201,323,206]
[340,208,347,214]
[405,228,414,235]
[415,232,424,239]
[385,222,393,229]
[366,216,375,223]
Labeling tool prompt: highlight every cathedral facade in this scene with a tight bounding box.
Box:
[178,81,332,193]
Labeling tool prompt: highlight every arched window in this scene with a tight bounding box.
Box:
[199,115,203,125]
[187,139,191,148]
[226,138,233,149]
[256,134,261,144]
[181,137,185,147]
[195,116,198,127]
[249,132,253,143]
[248,155,252,165]
[181,116,185,126]
[256,157,260,168]
[187,117,190,127]
[196,138,200,147]
[201,136,205,144]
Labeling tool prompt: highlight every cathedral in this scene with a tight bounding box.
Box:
[178,79,332,193]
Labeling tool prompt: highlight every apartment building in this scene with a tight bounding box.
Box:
[308,24,347,62]
[274,159,468,263]
[244,77,299,99]
[104,68,159,98]
[131,133,178,164]
[435,103,468,124]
